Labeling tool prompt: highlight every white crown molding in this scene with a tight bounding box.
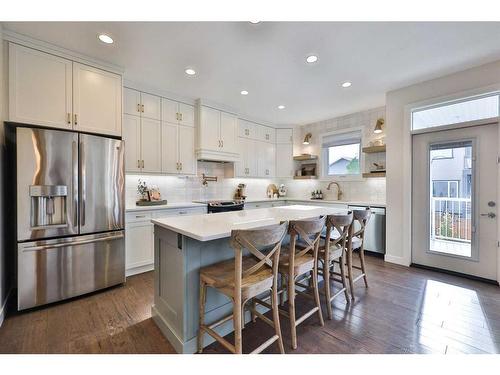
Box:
[123,79,196,106]
[2,29,124,74]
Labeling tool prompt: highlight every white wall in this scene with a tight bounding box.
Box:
[386,58,500,270]
[286,106,386,203]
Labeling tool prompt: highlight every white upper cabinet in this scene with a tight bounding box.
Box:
[162,98,179,123]
[161,122,179,174]
[123,114,141,172]
[140,93,161,120]
[178,103,195,127]
[276,128,293,144]
[219,112,238,154]
[162,99,195,126]
[9,43,73,130]
[238,119,256,139]
[178,126,196,174]
[236,138,258,177]
[140,118,162,173]
[276,143,294,177]
[258,125,276,143]
[72,63,122,137]
[124,88,141,116]
[257,142,276,177]
[198,105,222,152]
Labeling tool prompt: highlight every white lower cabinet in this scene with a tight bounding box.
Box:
[125,206,206,276]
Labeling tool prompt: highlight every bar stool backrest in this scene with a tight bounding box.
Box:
[230,222,288,283]
[352,209,372,249]
[288,216,327,267]
[325,212,353,259]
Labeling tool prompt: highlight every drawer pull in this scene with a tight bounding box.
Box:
[179,211,188,215]
[135,215,147,218]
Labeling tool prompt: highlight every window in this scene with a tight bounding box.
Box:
[321,130,362,177]
[432,180,459,198]
[412,93,499,131]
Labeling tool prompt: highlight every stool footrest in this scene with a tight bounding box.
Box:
[200,325,235,353]
[295,307,319,326]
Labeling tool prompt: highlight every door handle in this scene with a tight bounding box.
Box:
[80,141,86,226]
[72,140,78,226]
[480,212,496,218]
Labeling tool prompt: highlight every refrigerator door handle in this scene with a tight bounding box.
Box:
[80,140,86,227]
[21,232,124,252]
[72,140,78,227]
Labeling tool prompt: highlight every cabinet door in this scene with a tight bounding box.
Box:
[141,118,162,173]
[72,63,122,136]
[179,103,195,127]
[259,125,276,143]
[235,138,249,177]
[178,126,196,175]
[258,142,275,177]
[162,97,179,124]
[161,122,179,174]
[124,88,141,116]
[247,139,258,177]
[140,93,161,120]
[220,112,238,154]
[199,106,221,152]
[276,128,293,144]
[125,221,154,270]
[238,119,255,139]
[276,143,294,177]
[123,114,142,172]
[9,43,72,130]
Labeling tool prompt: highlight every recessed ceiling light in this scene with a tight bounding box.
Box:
[342,81,352,88]
[278,105,285,110]
[240,90,249,95]
[249,21,261,24]
[98,34,114,44]
[185,68,196,76]
[306,55,318,64]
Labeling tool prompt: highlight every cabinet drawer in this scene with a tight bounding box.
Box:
[152,207,206,218]
[126,211,153,223]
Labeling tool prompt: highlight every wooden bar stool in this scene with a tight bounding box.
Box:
[318,212,353,319]
[345,208,372,300]
[197,222,288,354]
[277,216,326,350]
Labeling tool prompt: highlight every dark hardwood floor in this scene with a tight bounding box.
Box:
[1,256,499,354]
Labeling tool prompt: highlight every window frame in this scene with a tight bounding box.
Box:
[319,127,364,181]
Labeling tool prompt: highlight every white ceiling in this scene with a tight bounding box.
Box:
[4,22,500,126]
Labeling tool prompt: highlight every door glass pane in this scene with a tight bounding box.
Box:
[412,94,499,131]
[429,142,472,257]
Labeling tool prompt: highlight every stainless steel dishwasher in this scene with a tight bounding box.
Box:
[348,205,386,254]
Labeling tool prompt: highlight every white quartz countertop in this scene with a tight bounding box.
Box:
[152,204,348,242]
[126,202,207,212]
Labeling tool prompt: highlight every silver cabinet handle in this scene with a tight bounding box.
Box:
[80,141,86,226]
[72,140,78,226]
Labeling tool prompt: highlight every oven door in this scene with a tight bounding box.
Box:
[17,231,125,310]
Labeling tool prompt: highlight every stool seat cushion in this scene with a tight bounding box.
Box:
[200,256,274,300]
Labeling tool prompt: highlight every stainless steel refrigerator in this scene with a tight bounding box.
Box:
[7,125,125,310]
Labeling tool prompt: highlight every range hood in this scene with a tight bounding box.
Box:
[196,149,240,163]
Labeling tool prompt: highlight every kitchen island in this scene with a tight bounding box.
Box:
[150,204,346,353]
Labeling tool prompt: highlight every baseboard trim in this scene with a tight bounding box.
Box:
[411,263,499,285]
[0,288,13,328]
[384,254,410,266]
[126,263,154,277]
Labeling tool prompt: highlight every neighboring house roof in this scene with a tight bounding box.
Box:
[329,157,353,174]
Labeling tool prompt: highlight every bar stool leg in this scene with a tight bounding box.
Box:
[312,259,324,326]
[271,286,285,354]
[323,260,333,320]
[233,295,243,354]
[280,274,286,306]
[359,248,369,287]
[288,274,298,350]
[346,249,355,301]
[197,279,207,353]
[338,256,350,302]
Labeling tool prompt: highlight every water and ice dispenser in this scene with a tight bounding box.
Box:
[29,185,68,229]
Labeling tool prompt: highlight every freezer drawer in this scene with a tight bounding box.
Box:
[17,231,125,310]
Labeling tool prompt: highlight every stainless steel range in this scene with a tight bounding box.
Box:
[6,125,125,310]
[207,200,245,213]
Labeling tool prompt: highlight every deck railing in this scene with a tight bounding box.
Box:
[431,197,472,243]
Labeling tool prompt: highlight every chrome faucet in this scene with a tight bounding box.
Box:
[326,181,343,201]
